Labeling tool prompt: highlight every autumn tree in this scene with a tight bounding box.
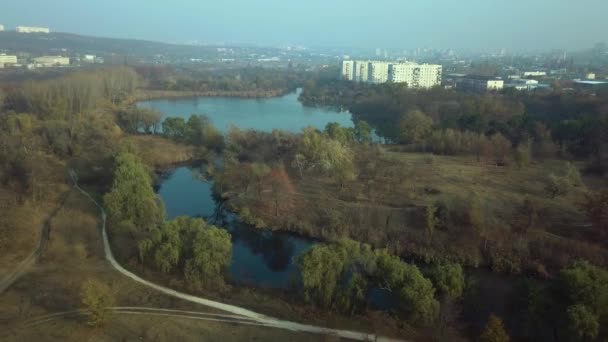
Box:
[479,314,510,342]
[489,133,512,166]
[267,167,296,216]
[580,190,608,240]
[399,110,433,144]
[81,279,115,326]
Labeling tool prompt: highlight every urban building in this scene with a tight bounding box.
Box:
[342,60,443,88]
[0,54,18,66]
[0,24,4,32]
[504,79,549,91]
[388,62,442,88]
[586,73,596,80]
[33,56,70,67]
[523,71,547,77]
[341,60,355,81]
[573,80,608,92]
[368,61,390,83]
[353,60,370,82]
[16,26,50,33]
[457,75,504,92]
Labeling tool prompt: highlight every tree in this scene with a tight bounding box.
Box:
[567,304,599,341]
[513,197,539,235]
[513,140,532,169]
[162,117,187,140]
[399,110,433,144]
[430,263,465,299]
[353,120,373,144]
[490,133,512,166]
[184,225,232,289]
[104,149,165,231]
[300,127,354,176]
[291,153,307,178]
[544,173,570,198]
[375,250,439,323]
[565,162,583,187]
[267,167,295,216]
[80,279,115,326]
[324,122,353,144]
[479,314,510,342]
[426,202,437,244]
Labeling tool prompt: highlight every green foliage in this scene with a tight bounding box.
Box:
[426,203,437,243]
[161,114,224,152]
[558,261,608,320]
[565,162,582,187]
[184,226,232,288]
[353,120,373,144]
[80,279,115,326]
[567,304,599,340]
[479,314,510,342]
[399,110,433,144]
[104,150,165,231]
[375,250,439,323]
[324,122,354,145]
[430,263,465,299]
[162,117,187,139]
[117,108,162,134]
[299,127,355,177]
[139,216,232,289]
[298,239,438,322]
[544,173,571,198]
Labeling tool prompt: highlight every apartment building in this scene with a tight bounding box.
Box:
[16,26,50,33]
[457,75,504,92]
[341,60,442,88]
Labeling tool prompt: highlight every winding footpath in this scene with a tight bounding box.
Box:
[0,192,71,294]
[68,170,404,342]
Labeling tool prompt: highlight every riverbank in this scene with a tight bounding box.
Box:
[135,88,293,101]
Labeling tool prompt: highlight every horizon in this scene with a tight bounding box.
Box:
[2,0,607,52]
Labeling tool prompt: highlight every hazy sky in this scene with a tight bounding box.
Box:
[2,0,607,50]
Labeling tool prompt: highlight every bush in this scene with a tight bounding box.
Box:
[80,279,115,326]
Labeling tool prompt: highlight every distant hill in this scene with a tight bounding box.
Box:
[0,31,238,59]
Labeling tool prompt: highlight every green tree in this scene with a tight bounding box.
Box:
[565,162,583,187]
[430,263,465,299]
[104,150,165,231]
[399,110,433,144]
[479,314,510,342]
[544,173,571,198]
[80,279,115,326]
[162,117,187,139]
[184,225,232,289]
[375,250,439,323]
[353,120,373,144]
[567,304,599,341]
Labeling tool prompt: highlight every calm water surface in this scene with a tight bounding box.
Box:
[157,166,315,289]
[138,90,353,133]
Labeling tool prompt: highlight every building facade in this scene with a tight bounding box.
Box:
[341,60,355,81]
[368,61,390,83]
[388,62,442,88]
[353,60,370,82]
[0,24,4,32]
[16,26,50,33]
[34,56,70,67]
[342,60,442,88]
[457,75,504,92]
[0,54,18,65]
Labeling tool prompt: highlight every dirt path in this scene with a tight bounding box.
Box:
[69,170,405,342]
[0,192,72,294]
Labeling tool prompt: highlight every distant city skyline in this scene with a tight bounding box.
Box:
[2,0,607,51]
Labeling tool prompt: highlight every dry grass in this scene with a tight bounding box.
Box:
[123,135,198,168]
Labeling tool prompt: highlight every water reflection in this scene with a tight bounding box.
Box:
[157,166,315,289]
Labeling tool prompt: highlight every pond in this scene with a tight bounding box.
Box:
[138,90,353,133]
[157,166,316,289]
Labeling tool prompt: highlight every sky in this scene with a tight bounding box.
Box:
[2,0,607,50]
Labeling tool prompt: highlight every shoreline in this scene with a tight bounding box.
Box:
[134,88,294,102]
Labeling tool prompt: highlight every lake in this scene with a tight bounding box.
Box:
[138,90,353,133]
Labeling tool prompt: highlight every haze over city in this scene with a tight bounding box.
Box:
[2,0,608,50]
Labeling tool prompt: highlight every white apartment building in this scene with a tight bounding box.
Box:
[16,26,50,33]
[341,60,355,81]
[388,62,442,88]
[368,61,390,83]
[0,24,4,32]
[342,60,442,88]
[353,60,370,82]
[34,56,70,67]
[0,54,18,65]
